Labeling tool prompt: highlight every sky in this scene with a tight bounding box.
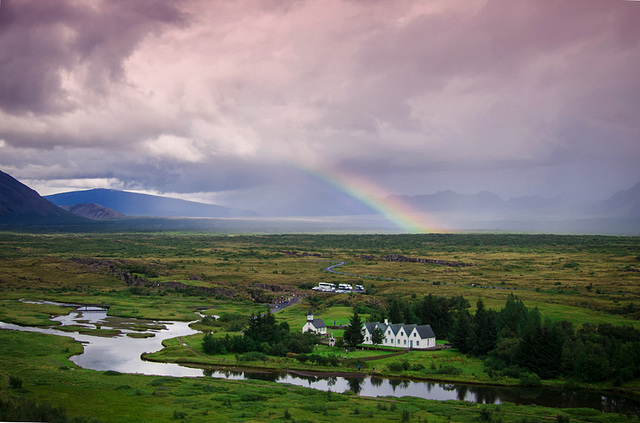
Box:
[1,0,639,218]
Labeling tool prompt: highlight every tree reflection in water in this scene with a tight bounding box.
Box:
[347,377,364,394]
[389,378,403,392]
[456,385,468,401]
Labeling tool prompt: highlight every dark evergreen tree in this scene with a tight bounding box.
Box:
[388,297,404,324]
[451,309,472,354]
[498,294,529,336]
[344,309,365,349]
[516,321,565,379]
[202,332,218,354]
[469,298,498,356]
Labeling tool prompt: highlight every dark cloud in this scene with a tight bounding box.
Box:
[0,0,186,114]
[0,0,639,212]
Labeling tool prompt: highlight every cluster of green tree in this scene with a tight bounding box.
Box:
[202,310,318,356]
[369,294,470,339]
[451,295,640,384]
[372,293,640,384]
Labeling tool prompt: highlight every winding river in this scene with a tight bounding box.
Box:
[1,303,639,415]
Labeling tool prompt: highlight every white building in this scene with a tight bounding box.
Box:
[362,320,436,349]
[302,309,327,335]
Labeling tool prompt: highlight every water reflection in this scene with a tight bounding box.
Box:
[347,377,364,394]
[192,368,639,414]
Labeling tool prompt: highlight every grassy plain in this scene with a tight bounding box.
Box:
[1,231,639,421]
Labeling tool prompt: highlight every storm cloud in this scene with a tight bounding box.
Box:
[1,0,639,215]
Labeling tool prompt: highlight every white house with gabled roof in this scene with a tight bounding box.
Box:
[362,319,436,349]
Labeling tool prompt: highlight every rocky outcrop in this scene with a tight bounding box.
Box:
[279,250,322,257]
[69,257,236,298]
[383,254,474,268]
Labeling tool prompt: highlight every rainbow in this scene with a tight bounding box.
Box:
[302,165,449,233]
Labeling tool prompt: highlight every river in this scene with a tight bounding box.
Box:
[1,302,638,414]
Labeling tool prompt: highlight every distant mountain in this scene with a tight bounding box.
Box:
[388,189,602,216]
[45,189,257,218]
[60,203,125,220]
[0,170,86,225]
[590,183,640,217]
[391,190,504,212]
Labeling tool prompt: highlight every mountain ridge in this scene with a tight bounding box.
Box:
[60,203,125,220]
[0,170,87,225]
[45,188,258,218]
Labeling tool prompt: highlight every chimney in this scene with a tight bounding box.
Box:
[384,318,389,325]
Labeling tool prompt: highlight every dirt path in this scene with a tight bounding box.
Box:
[178,336,203,357]
[0,371,13,398]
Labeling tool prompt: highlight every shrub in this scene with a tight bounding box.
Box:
[240,393,266,401]
[387,362,405,372]
[519,372,542,387]
[237,351,267,362]
[9,376,22,389]
[501,365,528,379]
[327,355,340,367]
[479,407,493,421]
[423,364,462,375]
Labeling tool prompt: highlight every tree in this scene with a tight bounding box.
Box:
[388,298,404,324]
[470,298,498,356]
[371,326,385,350]
[202,332,222,354]
[343,309,365,349]
[451,309,472,354]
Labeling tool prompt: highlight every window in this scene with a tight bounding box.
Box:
[404,340,406,345]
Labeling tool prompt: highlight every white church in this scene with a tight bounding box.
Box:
[301,309,327,335]
[362,320,436,349]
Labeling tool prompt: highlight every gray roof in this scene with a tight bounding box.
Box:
[364,322,385,333]
[403,324,417,334]
[310,318,326,328]
[363,322,435,339]
[389,323,404,335]
[416,324,435,339]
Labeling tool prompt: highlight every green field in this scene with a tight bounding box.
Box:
[1,231,639,422]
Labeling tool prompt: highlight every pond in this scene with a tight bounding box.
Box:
[1,302,639,415]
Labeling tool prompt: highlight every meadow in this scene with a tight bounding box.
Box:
[0,231,639,422]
